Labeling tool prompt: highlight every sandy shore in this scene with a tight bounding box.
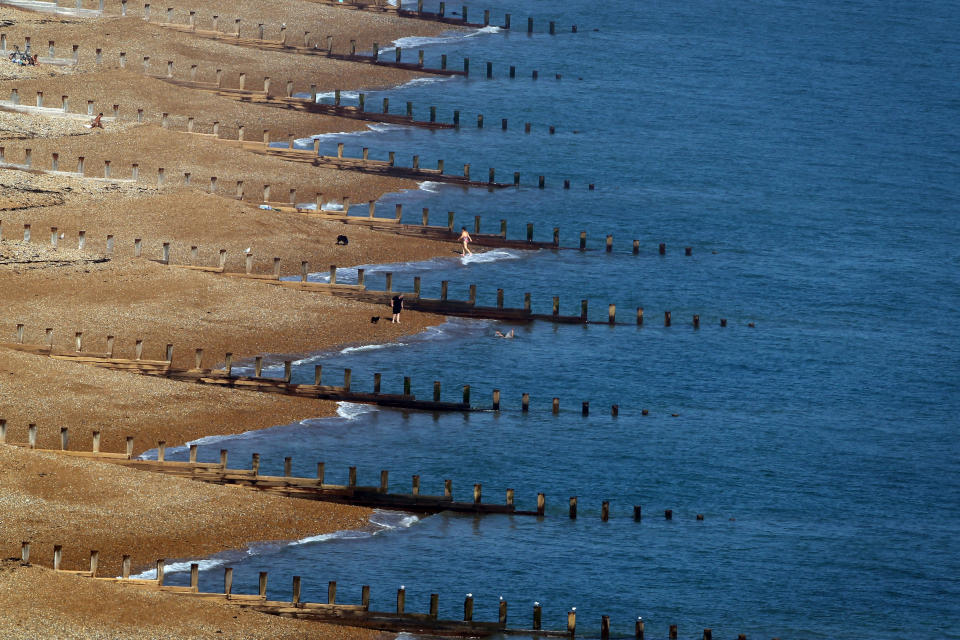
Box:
[0,2,475,636]
[1,560,385,640]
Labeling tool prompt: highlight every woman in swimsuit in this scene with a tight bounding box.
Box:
[458,227,473,256]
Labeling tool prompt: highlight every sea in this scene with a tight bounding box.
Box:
[144,1,960,637]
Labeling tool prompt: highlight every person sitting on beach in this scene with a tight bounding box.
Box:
[458,227,473,256]
[89,113,104,129]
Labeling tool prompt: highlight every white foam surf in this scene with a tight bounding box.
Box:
[386,26,502,51]
[460,249,524,264]
[340,342,405,354]
[125,510,418,578]
[137,429,263,459]
[335,402,380,420]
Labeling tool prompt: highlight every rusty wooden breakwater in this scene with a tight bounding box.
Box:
[3,419,702,522]
[16,542,753,640]
[2,222,744,328]
[0,329,475,412]
[155,75,458,130]
[1,219,741,328]
[150,22,465,77]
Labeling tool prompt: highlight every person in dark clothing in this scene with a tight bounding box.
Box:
[391,294,404,324]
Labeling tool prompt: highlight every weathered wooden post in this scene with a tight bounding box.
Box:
[665,311,672,327]
[569,496,578,519]
[412,474,420,495]
[636,617,645,640]
[349,466,357,487]
[533,603,542,630]
[396,586,406,613]
[430,594,439,618]
[224,567,234,597]
[537,492,545,516]
[670,624,678,639]
[379,469,388,493]
[601,615,611,640]
[292,576,301,606]
[601,501,610,521]
[473,483,482,504]
[492,389,500,410]
[552,397,559,414]
[567,610,577,636]
[464,594,474,621]
[328,581,337,604]
[522,392,530,412]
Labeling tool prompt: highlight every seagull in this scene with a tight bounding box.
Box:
[244,247,251,254]
[535,601,540,606]
[467,593,472,597]
[400,585,405,589]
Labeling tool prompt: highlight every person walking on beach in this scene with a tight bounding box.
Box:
[391,294,404,323]
[88,113,104,129]
[458,227,473,256]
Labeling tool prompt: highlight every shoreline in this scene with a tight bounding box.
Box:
[0,3,495,637]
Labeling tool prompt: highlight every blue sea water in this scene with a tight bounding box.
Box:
[156,1,960,637]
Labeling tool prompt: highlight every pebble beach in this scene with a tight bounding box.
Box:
[0,1,465,635]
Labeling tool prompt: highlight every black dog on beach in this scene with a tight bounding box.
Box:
[336,235,349,245]
[370,316,380,324]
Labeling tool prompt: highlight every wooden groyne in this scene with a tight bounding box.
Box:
[155,76,458,130]
[12,541,695,640]
[1,220,740,328]
[151,22,466,77]
[0,331,474,412]
[3,419,706,523]
[14,541,748,640]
